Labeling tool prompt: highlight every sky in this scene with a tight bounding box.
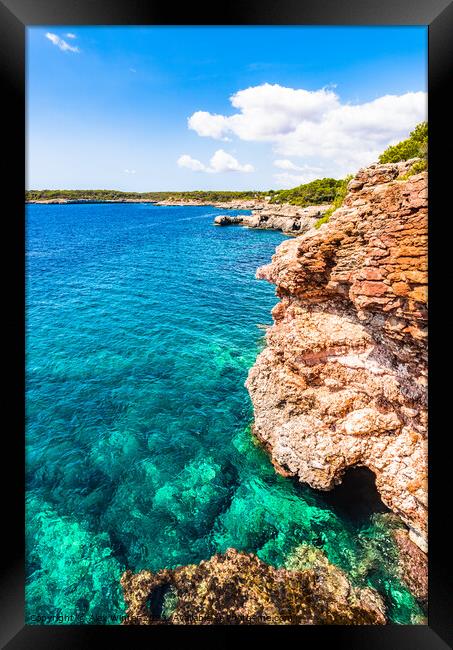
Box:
[27,26,427,191]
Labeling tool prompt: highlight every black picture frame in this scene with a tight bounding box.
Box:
[1,1,452,647]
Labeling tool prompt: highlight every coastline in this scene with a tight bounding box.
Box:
[27,197,332,237]
[27,161,428,625]
[120,159,428,625]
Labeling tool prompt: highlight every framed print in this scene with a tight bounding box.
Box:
[1,0,452,648]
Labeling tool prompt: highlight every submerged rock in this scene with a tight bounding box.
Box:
[246,159,428,552]
[121,547,386,625]
[393,528,428,605]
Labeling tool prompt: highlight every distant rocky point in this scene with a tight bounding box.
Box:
[214,203,331,235]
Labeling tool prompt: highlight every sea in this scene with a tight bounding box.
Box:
[25,202,423,624]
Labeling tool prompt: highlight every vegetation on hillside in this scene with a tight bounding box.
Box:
[269,177,342,207]
[397,158,428,181]
[25,189,266,203]
[378,122,427,164]
[311,122,428,229]
[314,175,353,229]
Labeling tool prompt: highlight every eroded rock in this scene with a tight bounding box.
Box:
[121,547,386,625]
[246,159,428,551]
[393,529,428,605]
[213,203,331,234]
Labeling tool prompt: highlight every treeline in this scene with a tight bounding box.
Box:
[269,177,343,207]
[26,189,152,201]
[378,122,427,164]
[25,189,267,202]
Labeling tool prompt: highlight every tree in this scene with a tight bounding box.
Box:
[378,122,427,164]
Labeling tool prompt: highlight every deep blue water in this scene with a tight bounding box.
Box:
[26,203,423,624]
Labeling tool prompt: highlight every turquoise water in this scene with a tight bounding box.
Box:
[26,203,423,624]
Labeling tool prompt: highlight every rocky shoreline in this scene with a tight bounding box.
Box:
[122,547,387,625]
[214,203,331,235]
[156,198,266,210]
[120,159,427,625]
[28,196,332,237]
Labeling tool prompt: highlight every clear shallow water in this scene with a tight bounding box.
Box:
[26,203,423,624]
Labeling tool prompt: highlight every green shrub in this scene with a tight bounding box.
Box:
[25,189,267,203]
[270,177,342,207]
[378,122,427,164]
[397,158,427,181]
[314,174,353,229]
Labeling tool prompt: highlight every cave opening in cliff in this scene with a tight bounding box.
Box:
[316,466,390,523]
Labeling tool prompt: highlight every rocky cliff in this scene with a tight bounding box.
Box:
[246,159,428,552]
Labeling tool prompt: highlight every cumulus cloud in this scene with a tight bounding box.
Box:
[45,32,80,53]
[65,33,77,39]
[273,160,325,186]
[274,159,303,171]
[177,154,207,172]
[188,112,230,140]
[188,83,427,177]
[177,149,254,174]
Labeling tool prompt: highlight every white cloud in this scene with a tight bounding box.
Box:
[188,84,338,142]
[177,154,206,172]
[45,32,80,53]
[177,149,254,174]
[188,83,427,177]
[274,171,320,188]
[274,159,303,171]
[273,161,324,186]
[65,33,77,39]
[273,159,324,173]
[188,112,230,140]
[209,149,254,173]
[124,169,136,174]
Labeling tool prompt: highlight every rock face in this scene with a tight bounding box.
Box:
[246,159,428,552]
[242,203,331,234]
[121,547,386,625]
[213,203,331,234]
[393,529,428,605]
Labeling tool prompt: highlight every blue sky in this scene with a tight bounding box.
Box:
[27,26,427,191]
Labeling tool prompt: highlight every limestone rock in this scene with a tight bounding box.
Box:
[214,215,244,225]
[246,160,428,550]
[212,203,331,234]
[241,203,331,235]
[121,547,386,625]
[393,529,428,605]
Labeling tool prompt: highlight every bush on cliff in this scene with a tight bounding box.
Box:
[270,178,342,207]
[314,175,353,229]
[378,122,427,164]
[397,158,428,181]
